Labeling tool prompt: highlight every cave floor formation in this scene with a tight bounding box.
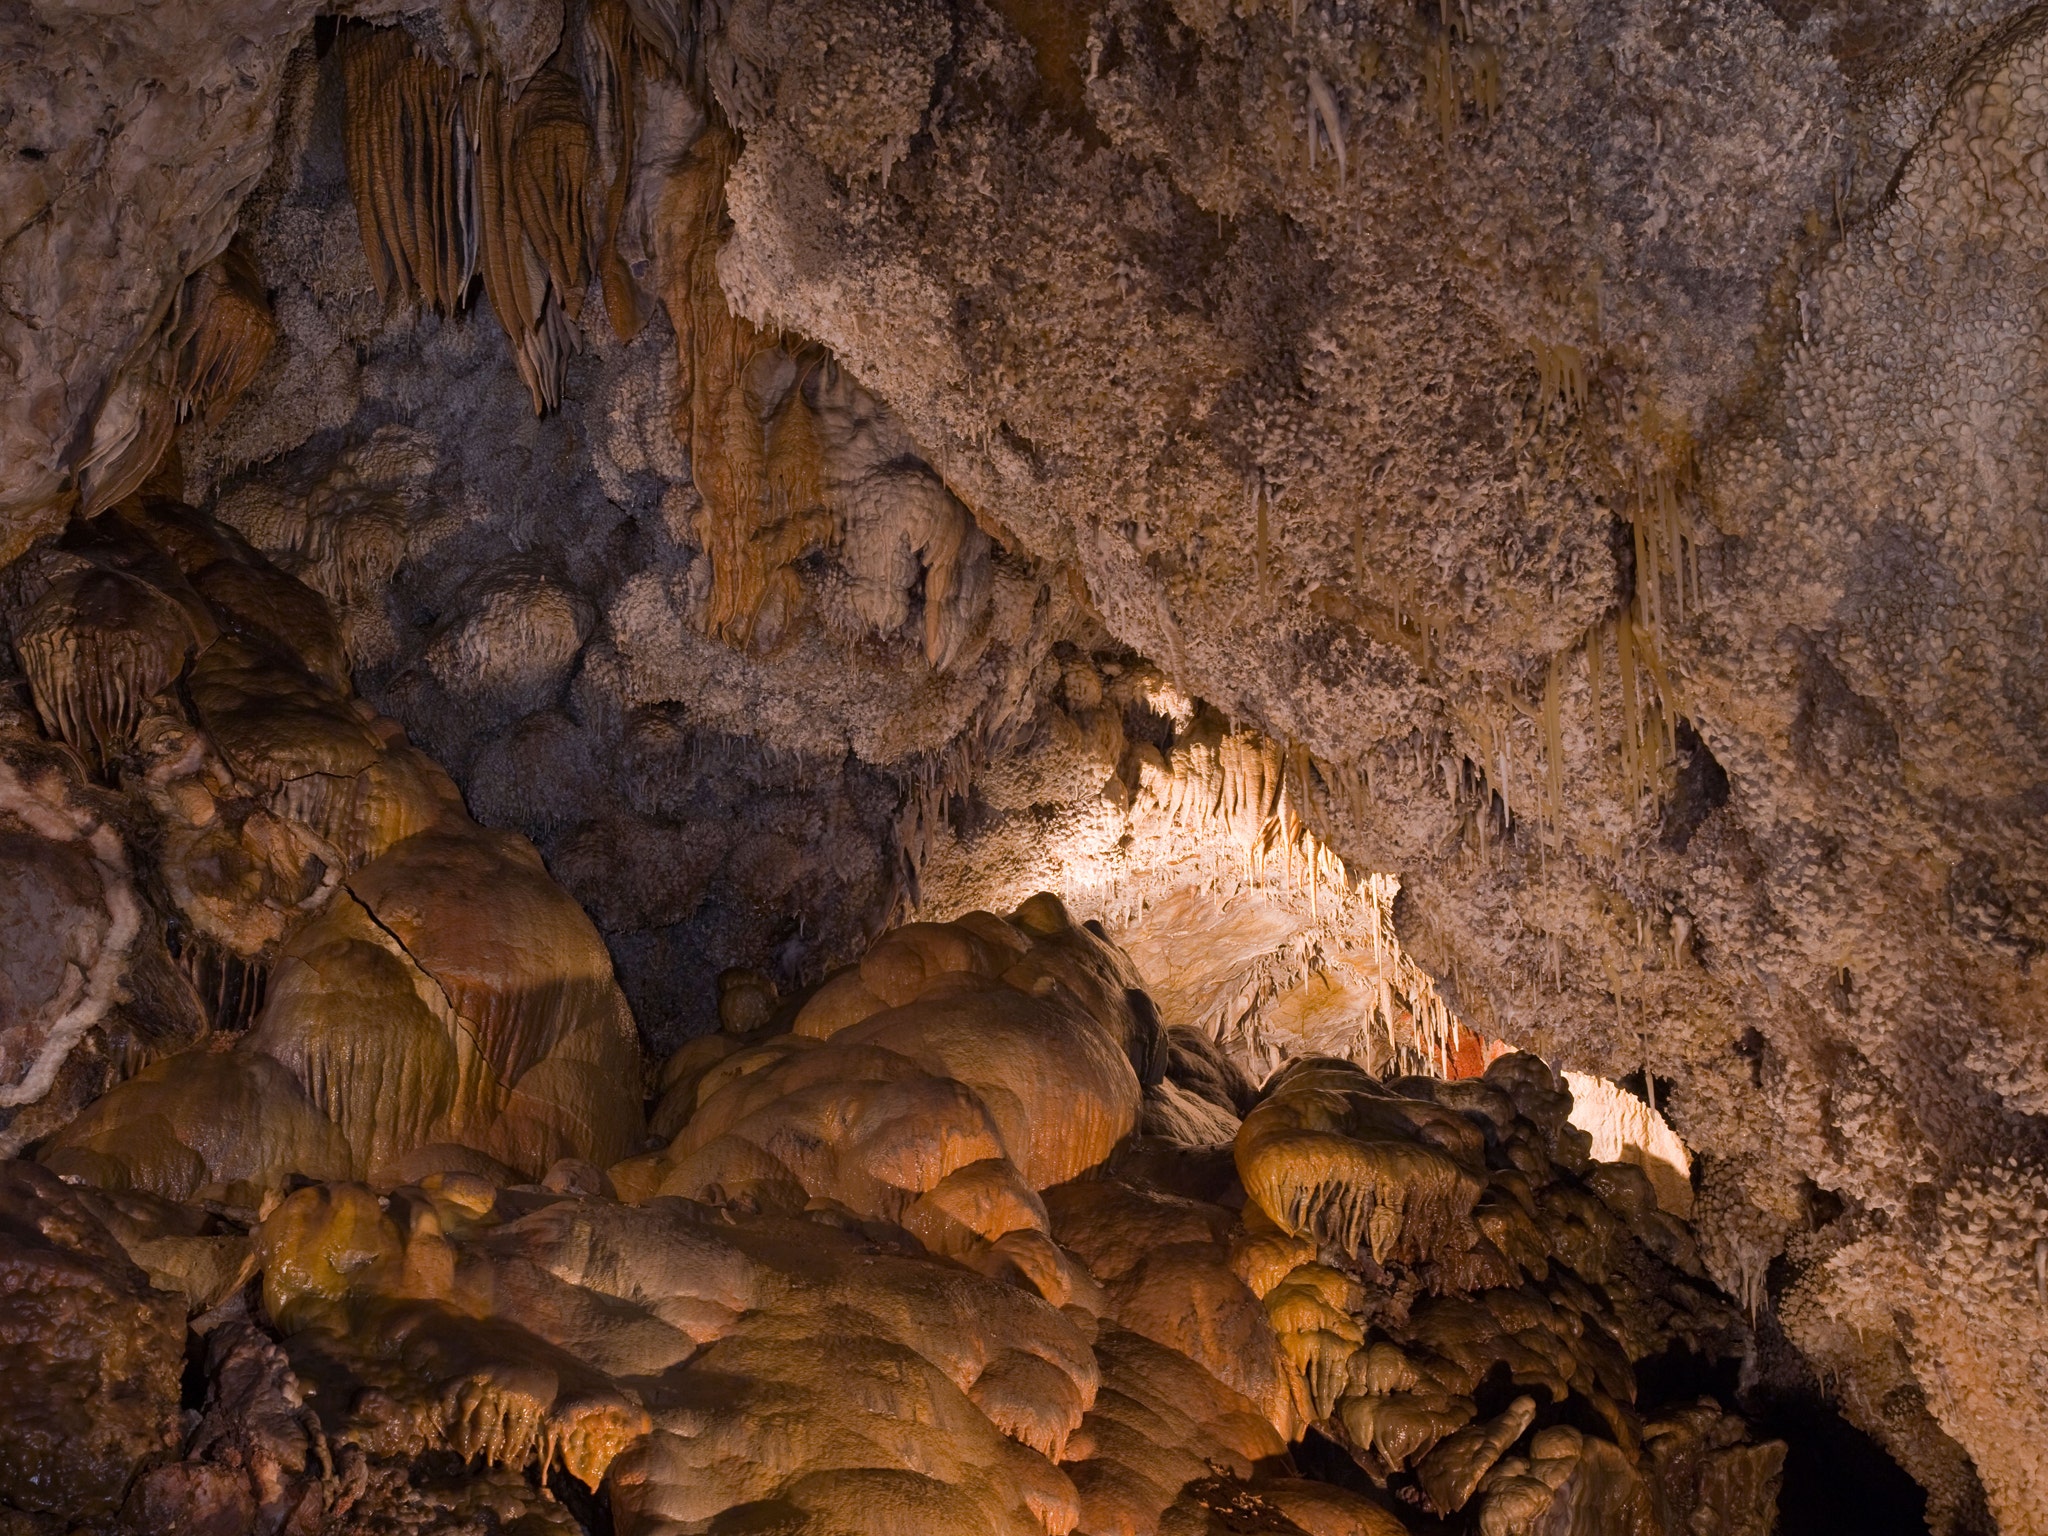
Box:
[7,0,2048,1530]
[0,496,1778,1536]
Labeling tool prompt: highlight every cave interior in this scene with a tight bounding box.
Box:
[2,0,2046,1533]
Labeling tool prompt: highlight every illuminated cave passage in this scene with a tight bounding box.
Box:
[2,2,2043,1533]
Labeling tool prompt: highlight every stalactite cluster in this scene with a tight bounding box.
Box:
[168,242,279,432]
[338,24,595,414]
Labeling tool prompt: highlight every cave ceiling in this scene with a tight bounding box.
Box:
[3,0,2047,1531]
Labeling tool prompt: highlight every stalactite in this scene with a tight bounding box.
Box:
[586,0,650,340]
[1096,714,1468,1078]
[75,365,178,520]
[1252,476,1273,603]
[167,927,270,1034]
[469,65,533,346]
[339,26,403,301]
[507,73,594,323]
[1466,41,1501,118]
[166,240,277,428]
[1421,33,1459,142]
[339,26,477,314]
[1631,515,1660,651]
[1531,339,1587,422]
[1306,68,1346,184]
[763,363,828,523]
[15,568,200,776]
[657,121,841,650]
[471,69,593,415]
[1585,620,1603,742]
[1542,655,1563,828]
[338,25,598,415]
[1615,613,1641,806]
[1636,626,1678,764]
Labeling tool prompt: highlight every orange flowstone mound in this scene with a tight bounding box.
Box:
[27,497,643,1199]
[619,896,1147,1246]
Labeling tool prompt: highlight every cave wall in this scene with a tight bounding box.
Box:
[690,4,2048,1525]
[5,0,2048,1528]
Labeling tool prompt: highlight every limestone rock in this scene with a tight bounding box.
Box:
[0,1160,183,1519]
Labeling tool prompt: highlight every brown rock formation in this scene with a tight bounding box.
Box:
[0,1161,184,1520]
[3,0,2041,1527]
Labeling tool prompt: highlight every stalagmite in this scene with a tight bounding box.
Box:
[621,897,1144,1216]
[13,810,1782,1536]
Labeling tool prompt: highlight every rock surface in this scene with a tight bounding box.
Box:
[0,1160,184,1518]
[0,906,1786,1536]
[3,0,2045,1528]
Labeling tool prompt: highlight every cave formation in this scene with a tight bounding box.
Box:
[1,0,2043,1532]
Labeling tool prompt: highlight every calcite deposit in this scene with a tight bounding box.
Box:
[4,0,2044,1529]
[4,897,1787,1536]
